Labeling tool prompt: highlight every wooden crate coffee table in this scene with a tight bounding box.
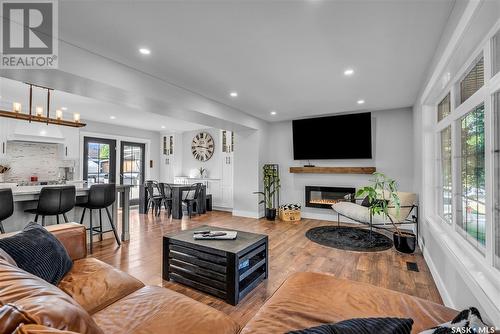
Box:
[162,225,268,305]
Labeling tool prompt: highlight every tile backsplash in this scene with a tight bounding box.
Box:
[4,142,74,183]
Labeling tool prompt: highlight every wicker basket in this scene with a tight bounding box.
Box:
[279,204,301,222]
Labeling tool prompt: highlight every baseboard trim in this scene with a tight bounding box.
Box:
[212,206,232,212]
[232,210,261,219]
[422,245,455,308]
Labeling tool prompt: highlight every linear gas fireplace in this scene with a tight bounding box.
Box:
[305,186,356,209]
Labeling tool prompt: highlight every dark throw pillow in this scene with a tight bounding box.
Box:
[419,307,494,334]
[287,317,413,334]
[0,222,73,285]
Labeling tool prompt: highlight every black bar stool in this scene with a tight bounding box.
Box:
[77,184,120,253]
[25,186,76,226]
[0,188,14,233]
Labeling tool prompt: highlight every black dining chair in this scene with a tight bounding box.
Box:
[182,183,203,219]
[25,186,76,226]
[0,188,14,233]
[158,182,173,217]
[77,183,120,253]
[145,181,163,216]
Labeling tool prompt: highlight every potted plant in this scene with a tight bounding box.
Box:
[198,167,206,178]
[254,164,281,221]
[0,165,10,183]
[356,172,416,253]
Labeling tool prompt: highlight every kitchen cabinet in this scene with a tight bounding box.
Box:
[161,134,176,183]
[59,127,80,160]
[0,118,10,159]
[220,152,233,208]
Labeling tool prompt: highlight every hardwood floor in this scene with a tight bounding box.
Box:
[92,209,442,327]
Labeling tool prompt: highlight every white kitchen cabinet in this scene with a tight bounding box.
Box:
[0,118,10,160]
[59,127,80,160]
[220,151,233,208]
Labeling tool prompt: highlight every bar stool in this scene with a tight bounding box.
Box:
[25,186,76,226]
[77,184,120,253]
[0,188,14,233]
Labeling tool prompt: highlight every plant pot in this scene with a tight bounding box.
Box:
[265,208,277,221]
[393,231,416,254]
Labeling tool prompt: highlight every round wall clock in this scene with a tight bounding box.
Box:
[191,132,215,161]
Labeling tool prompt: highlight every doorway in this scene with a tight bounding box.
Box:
[120,141,145,205]
[83,137,117,184]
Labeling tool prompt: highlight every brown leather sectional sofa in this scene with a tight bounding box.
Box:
[0,223,457,334]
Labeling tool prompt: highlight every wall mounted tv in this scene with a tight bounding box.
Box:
[292,112,372,160]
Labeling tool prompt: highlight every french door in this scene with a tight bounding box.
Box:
[83,137,116,184]
[120,142,145,205]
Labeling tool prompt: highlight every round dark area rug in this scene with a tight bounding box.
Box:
[305,226,393,252]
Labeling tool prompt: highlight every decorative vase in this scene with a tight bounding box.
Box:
[393,231,416,254]
[265,208,277,221]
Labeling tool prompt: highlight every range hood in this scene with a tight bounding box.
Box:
[7,122,65,143]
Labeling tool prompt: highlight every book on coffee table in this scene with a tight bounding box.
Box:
[193,231,238,240]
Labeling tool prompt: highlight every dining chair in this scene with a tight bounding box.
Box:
[145,181,163,216]
[182,183,202,219]
[158,183,173,217]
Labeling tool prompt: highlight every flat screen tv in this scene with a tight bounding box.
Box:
[292,112,372,160]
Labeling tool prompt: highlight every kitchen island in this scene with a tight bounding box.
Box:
[3,184,131,241]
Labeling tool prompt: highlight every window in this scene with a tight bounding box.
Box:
[460,57,484,104]
[439,126,453,223]
[458,104,486,247]
[438,93,451,122]
[494,92,500,268]
[492,30,500,77]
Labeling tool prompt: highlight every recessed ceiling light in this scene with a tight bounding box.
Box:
[161,125,166,129]
[61,107,68,110]
[357,99,365,104]
[110,116,116,120]
[229,91,238,97]
[139,48,151,55]
[344,68,354,76]
[270,111,277,116]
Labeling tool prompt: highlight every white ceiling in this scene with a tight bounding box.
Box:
[0,77,205,132]
[55,0,455,122]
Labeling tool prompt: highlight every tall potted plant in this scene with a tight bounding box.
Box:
[356,172,416,253]
[254,164,281,221]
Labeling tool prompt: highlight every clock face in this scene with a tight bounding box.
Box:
[191,132,214,161]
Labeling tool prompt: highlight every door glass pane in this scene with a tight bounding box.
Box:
[86,142,111,184]
[121,143,144,203]
[459,104,486,248]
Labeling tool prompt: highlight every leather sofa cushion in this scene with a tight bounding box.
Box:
[93,286,240,334]
[0,303,37,334]
[13,324,81,334]
[0,260,103,334]
[241,272,458,334]
[58,258,144,315]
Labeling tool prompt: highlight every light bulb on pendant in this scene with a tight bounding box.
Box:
[35,106,43,117]
[73,113,80,123]
[56,109,63,120]
[12,102,21,113]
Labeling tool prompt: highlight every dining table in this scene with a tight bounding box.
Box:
[139,183,206,219]
[4,184,132,241]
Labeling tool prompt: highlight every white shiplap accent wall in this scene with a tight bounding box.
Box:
[5,142,63,182]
